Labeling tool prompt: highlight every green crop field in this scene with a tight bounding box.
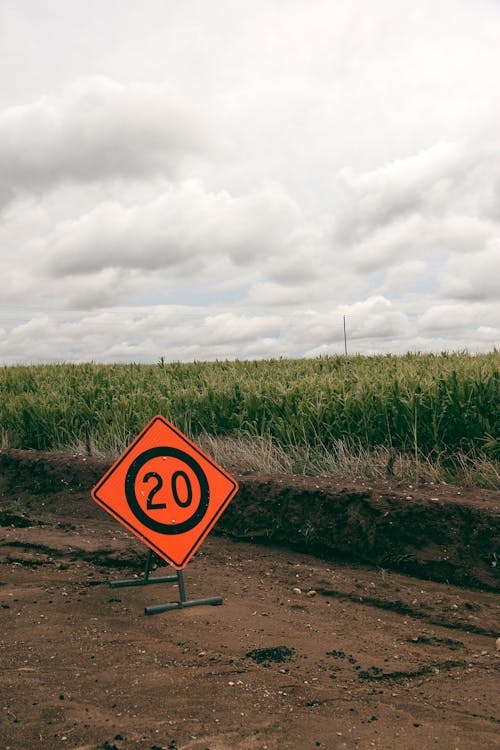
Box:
[1,352,498,486]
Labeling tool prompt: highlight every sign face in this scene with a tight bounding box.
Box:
[91,416,239,569]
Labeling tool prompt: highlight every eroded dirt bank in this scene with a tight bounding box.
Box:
[1,449,499,750]
[1,449,498,589]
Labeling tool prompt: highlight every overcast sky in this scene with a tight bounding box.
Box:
[1,0,499,364]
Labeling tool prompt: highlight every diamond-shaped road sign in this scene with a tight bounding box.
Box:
[91,416,239,569]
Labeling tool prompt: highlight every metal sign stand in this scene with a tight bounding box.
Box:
[109,549,177,589]
[108,549,223,616]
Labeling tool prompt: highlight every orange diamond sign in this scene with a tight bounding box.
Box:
[91,415,239,569]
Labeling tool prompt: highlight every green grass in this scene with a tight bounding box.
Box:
[0,352,498,486]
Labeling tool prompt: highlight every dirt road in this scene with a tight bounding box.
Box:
[1,451,499,749]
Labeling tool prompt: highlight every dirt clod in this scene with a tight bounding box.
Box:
[245,646,295,664]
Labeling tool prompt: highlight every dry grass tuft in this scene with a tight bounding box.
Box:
[194,434,500,490]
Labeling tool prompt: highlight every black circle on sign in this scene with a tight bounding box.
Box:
[125,447,209,534]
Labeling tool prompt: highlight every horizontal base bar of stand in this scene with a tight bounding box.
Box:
[109,574,178,588]
[145,596,223,616]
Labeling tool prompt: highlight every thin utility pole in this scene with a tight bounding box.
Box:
[343,315,348,356]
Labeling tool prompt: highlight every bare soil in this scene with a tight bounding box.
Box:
[1,449,499,750]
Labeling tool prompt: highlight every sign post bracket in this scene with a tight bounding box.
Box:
[109,549,178,588]
[145,567,223,616]
[107,550,223,614]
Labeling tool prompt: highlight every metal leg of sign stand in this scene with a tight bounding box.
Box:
[109,549,178,588]
[145,569,223,616]
[107,550,222,614]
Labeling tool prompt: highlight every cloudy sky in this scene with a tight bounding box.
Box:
[1,0,499,364]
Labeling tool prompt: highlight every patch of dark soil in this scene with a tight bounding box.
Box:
[1,539,144,570]
[0,449,107,495]
[407,636,464,649]
[5,555,55,568]
[324,651,469,684]
[357,660,466,682]
[0,511,34,527]
[315,586,497,636]
[245,646,295,664]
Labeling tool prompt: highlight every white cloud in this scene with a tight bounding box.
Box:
[1,292,498,365]
[334,142,463,246]
[379,260,428,294]
[337,296,412,341]
[246,282,310,307]
[0,77,210,206]
[330,135,500,282]
[439,241,500,301]
[43,181,303,280]
[201,312,280,346]
[418,301,500,334]
[1,1,500,362]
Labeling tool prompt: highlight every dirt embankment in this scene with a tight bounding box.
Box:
[1,450,498,590]
[219,474,499,591]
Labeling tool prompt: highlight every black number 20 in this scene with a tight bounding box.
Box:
[143,470,193,510]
